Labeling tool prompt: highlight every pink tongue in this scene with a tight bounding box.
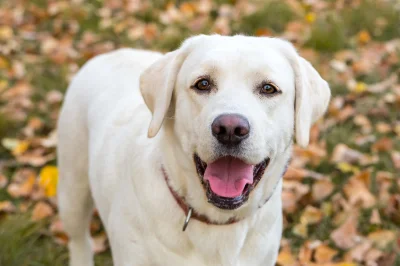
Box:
[204,157,254,198]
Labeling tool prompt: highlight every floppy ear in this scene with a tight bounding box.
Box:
[140,35,206,138]
[277,41,331,147]
[293,57,331,147]
[140,51,184,138]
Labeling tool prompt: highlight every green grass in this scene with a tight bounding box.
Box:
[233,0,296,35]
[0,214,113,266]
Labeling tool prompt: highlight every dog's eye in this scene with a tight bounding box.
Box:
[260,83,279,95]
[194,79,211,91]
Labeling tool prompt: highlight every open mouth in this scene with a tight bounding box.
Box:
[194,154,270,210]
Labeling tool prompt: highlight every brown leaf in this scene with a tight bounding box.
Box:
[345,240,372,262]
[0,174,7,188]
[370,209,381,224]
[284,167,308,180]
[331,144,363,164]
[331,213,360,249]
[277,248,298,266]
[50,218,69,245]
[375,122,392,134]
[371,137,393,152]
[343,171,376,208]
[315,244,338,263]
[312,179,334,201]
[92,233,108,254]
[353,115,372,134]
[300,205,323,225]
[0,201,16,213]
[391,151,400,169]
[367,230,396,249]
[7,174,36,198]
[32,201,54,221]
[365,248,383,264]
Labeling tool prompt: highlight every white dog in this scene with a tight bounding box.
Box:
[57,34,330,266]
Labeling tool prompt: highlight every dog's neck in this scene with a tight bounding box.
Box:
[162,167,239,230]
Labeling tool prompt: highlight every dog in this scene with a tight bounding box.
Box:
[57,34,330,266]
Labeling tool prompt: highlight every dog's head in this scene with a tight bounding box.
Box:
[140,35,330,215]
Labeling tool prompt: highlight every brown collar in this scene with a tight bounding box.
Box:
[162,167,239,230]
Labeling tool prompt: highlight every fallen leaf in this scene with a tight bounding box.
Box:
[293,222,308,238]
[370,209,381,224]
[368,230,396,249]
[7,174,36,198]
[372,137,393,152]
[305,12,316,24]
[343,171,376,208]
[0,201,16,213]
[0,174,7,188]
[92,233,108,253]
[32,201,54,221]
[315,244,338,263]
[332,144,363,164]
[358,30,371,44]
[331,213,360,249]
[39,165,58,197]
[365,248,383,264]
[345,241,372,262]
[337,162,360,174]
[277,248,298,266]
[312,179,334,201]
[300,205,323,225]
[391,151,400,169]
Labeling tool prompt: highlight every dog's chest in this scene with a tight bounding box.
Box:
[146,221,278,266]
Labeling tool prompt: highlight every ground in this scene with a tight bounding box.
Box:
[0,0,399,265]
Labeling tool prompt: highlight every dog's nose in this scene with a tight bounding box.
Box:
[211,114,250,145]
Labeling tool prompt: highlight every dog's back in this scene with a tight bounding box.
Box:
[57,49,161,266]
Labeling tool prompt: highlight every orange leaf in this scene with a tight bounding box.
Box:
[315,244,338,263]
[32,202,54,221]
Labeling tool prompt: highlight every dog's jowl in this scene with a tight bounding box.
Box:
[57,35,330,266]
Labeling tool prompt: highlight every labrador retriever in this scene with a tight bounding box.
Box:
[57,34,330,266]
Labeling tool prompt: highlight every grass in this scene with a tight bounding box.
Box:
[0,214,113,266]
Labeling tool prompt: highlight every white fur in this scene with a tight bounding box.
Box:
[57,35,330,266]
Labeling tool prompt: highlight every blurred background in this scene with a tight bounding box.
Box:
[0,0,399,265]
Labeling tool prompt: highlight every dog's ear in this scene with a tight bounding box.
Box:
[140,36,204,138]
[140,50,184,138]
[276,40,331,147]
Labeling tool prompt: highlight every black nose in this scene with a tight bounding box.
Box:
[211,114,250,145]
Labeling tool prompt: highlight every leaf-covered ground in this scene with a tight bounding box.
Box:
[0,0,399,265]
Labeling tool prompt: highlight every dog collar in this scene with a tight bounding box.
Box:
[162,167,239,231]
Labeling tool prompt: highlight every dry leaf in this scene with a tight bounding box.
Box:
[367,230,396,249]
[0,201,16,213]
[315,244,338,263]
[331,213,360,249]
[391,151,400,169]
[92,233,108,253]
[312,179,334,201]
[370,209,381,224]
[39,165,58,197]
[300,205,323,225]
[0,174,7,188]
[277,248,298,266]
[7,174,36,198]
[343,171,376,208]
[372,137,393,152]
[32,201,54,221]
[331,144,363,163]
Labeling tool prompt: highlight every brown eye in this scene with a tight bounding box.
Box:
[260,83,278,95]
[194,79,211,91]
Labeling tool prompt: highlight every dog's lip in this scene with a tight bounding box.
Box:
[194,154,270,210]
